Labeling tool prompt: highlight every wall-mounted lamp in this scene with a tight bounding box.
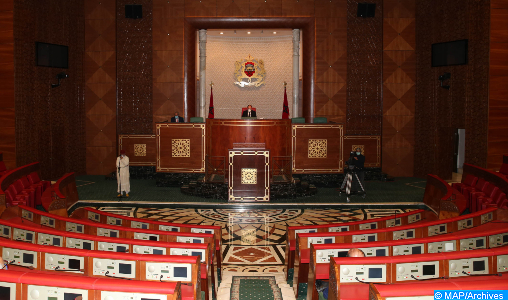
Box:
[438,72,451,90]
[51,72,69,88]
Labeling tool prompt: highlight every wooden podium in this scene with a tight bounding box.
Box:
[228,143,270,202]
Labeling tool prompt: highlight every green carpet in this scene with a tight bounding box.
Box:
[232,277,282,300]
[76,175,426,203]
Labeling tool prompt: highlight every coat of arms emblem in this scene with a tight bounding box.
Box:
[234,54,266,87]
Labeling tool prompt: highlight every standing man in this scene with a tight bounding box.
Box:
[116,150,130,197]
[352,147,366,192]
[171,112,184,122]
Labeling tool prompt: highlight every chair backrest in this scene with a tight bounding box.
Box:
[28,171,41,184]
[190,117,204,123]
[14,179,25,193]
[292,117,305,123]
[8,183,20,195]
[475,178,488,190]
[484,183,499,197]
[463,174,478,186]
[500,164,508,175]
[494,192,506,205]
[20,177,31,189]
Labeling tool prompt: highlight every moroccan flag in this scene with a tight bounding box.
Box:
[208,86,214,119]
[282,86,290,119]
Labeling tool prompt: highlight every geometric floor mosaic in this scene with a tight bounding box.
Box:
[98,206,416,273]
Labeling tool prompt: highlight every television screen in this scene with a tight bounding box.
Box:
[142,224,148,229]
[439,225,446,232]
[406,231,414,238]
[110,231,117,238]
[376,249,386,256]
[116,246,127,253]
[467,219,472,226]
[68,259,80,270]
[119,263,131,274]
[476,239,484,247]
[192,251,203,260]
[371,224,377,229]
[36,42,68,69]
[174,267,188,278]
[149,236,158,241]
[64,293,82,300]
[341,227,348,232]
[337,251,348,257]
[53,238,61,246]
[432,39,468,67]
[324,238,333,244]
[26,233,33,241]
[23,253,34,264]
[3,228,9,235]
[422,264,435,276]
[193,239,202,243]
[412,246,421,255]
[83,242,92,250]
[116,220,122,225]
[368,235,376,242]
[77,226,83,232]
[0,286,10,300]
[473,260,485,272]
[503,234,508,243]
[171,228,178,232]
[395,219,401,225]
[153,249,164,255]
[368,268,383,279]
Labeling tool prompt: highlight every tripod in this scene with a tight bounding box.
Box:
[339,165,366,202]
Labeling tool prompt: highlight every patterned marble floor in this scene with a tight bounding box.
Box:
[97,206,416,273]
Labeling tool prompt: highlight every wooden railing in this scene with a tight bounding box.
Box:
[463,163,508,195]
[423,174,466,219]
[42,172,78,216]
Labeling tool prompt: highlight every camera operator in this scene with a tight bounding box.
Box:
[351,148,365,192]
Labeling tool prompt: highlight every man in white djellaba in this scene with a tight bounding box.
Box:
[116,150,130,197]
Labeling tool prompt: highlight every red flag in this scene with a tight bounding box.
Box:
[208,86,214,119]
[282,85,290,119]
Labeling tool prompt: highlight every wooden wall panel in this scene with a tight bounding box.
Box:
[0,0,14,170]
[117,0,153,135]
[415,0,490,179]
[382,0,415,177]
[346,0,383,136]
[85,0,117,175]
[118,135,156,166]
[14,0,85,180]
[489,4,508,170]
[343,136,380,168]
[217,0,250,17]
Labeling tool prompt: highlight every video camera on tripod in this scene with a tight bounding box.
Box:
[340,151,366,201]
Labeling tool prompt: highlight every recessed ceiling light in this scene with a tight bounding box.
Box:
[273,31,277,34]
[220,32,223,34]
[247,31,251,34]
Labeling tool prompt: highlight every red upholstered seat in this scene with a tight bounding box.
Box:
[181,284,195,300]
[499,164,508,177]
[7,184,28,206]
[14,179,35,208]
[471,183,498,213]
[301,248,310,263]
[452,174,477,193]
[316,263,330,279]
[477,190,503,211]
[27,172,50,205]
[462,178,488,209]
[339,284,370,300]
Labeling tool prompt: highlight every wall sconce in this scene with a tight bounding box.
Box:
[51,72,69,88]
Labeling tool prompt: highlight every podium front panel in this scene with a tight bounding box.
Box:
[228,149,270,202]
[156,123,205,172]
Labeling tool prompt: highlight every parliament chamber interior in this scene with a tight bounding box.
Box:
[1,0,508,299]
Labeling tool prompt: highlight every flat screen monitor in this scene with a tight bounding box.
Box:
[0,286,10,300]
[395,219,401,225]
[68,259,80,270]
[171,228,178,232]
[467,219,472,226]
[476,239,484,247]
[77,225,83,232]
[149,236,158,241]
[205,230,213,234]
[141,224,148,229]
[503,235,508,243]
[53,238,61,246]
[422,264,436,276]
[49,219,54,226]
[341,227,348,232]
[64,293,82,300]
[440,225,446,232]
[406,231,414,238]
[174,267,188,278]
[337,251,348,257]
[153,249,164,255]
[23,253,34,264]
[416,214,420,220]
[412,246,421,255]
[432,39,468,67]
[376,249,386,256]
[116,246,127,253]
[119,263,132,274]
[110,231,117,238]
[83,242,92,250]
[368,235,376,242]
[193,239,202,243]
[473,260,485,272]
[116,220,122,225]
[192,251,203,260]
[371,224,377,229]
[26,232,33,241]
[36,42,69,69]
[368,268,383,279]
[324,238,333,244]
